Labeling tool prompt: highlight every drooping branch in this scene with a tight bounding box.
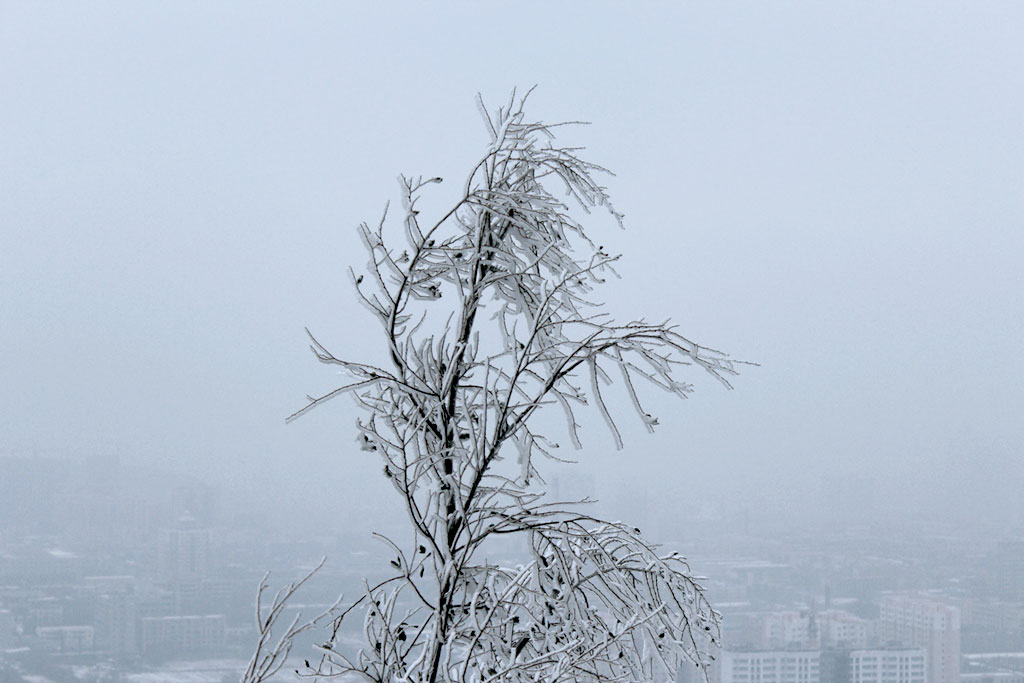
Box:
[266,88,744,683]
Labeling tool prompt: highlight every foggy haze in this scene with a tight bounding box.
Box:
[1,3,1023,680]
[3,2,1021,531]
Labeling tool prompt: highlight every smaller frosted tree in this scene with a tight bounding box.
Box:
[247,89,742,683]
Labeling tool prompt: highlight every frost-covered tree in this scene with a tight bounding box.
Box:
[249,90,742,683]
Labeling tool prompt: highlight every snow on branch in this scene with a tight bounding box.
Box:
[264,88,746,683]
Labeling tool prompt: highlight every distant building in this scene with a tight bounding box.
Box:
[962,653,1024,683]
[717,649,821,683]
[137,585,177,620]
[879,595,960,683]
[749,609,870,650]
[83,576,137,656]
[28,596,64,628]
[716,605,763,649]
[987,541,1024,602]
[35,625,94,654]
[714,648,925,683]
[140,614,225,659]
[960,674,1024,683]
[158,514,211,586]
[848,648,927,683]
[760,611,816,649]
[819,610,871,649]
[961,599,1024,652]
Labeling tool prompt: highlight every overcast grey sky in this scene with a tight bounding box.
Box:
[2,3,1022,532]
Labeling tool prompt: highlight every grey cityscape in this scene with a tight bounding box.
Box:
[2,454,1024,682]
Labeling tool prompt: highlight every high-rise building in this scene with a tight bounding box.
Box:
[158,513,211,587]
[879,595,960,683]
[83,576,137,656]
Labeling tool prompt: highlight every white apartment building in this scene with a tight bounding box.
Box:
[760,612,815,649]
[719,650,821,683]
[157,515,211,586]
[751,609,871,650]
[715,648,927,683]
[849,648,927,683]
[819,610,871,649]
[879,595,960,683]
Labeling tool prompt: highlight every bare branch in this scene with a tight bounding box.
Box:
[264,89,744,683]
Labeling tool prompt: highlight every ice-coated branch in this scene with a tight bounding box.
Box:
[262,88,745,683]
[242,559,342,683]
